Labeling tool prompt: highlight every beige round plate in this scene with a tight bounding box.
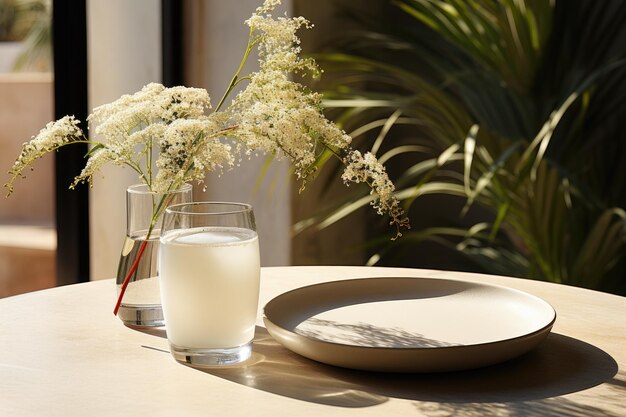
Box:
[263,277,556,373]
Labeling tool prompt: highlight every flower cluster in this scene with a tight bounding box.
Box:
[342,150,410,237]
[153,117,234,190]
[5,0,409,236]
[6,115,82,195]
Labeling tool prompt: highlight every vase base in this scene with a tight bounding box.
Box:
[169,341,252,367]
[117,304,164,327]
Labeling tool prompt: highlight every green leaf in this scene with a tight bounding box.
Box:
[85,143,104,158]
[463,124,479,196]
[372,109,403,156]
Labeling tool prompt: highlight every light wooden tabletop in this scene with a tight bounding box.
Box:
[1,266,625,416]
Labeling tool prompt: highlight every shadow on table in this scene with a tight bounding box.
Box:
[196,327,617,408]
[125,324,167,339]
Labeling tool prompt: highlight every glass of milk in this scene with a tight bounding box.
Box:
[159,202,260,366]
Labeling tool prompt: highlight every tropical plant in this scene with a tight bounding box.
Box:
[0,0,20,41]
[0,0,51,70]
[296,0,626,294]
[12,0,51,71]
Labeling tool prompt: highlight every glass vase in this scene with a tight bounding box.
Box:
[116,183,193,327]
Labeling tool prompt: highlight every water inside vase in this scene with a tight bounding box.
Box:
[116,233,163,326]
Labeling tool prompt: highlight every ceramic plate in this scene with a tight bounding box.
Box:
[263,277,556,373]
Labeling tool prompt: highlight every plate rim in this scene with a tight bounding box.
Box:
[262,276,556,371]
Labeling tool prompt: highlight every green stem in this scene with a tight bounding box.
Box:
[233,75,253,87]
[124,161,147,181]
[46,139,102,151]
[214,31,260,112]
[146,142,153,187]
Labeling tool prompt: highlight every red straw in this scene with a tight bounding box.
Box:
[113,239,148,316]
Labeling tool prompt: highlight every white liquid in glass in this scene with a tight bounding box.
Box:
[159,227,260,349]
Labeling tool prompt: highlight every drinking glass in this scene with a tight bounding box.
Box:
[159,202,260,366]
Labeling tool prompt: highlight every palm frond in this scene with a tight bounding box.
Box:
[297,0,626,293]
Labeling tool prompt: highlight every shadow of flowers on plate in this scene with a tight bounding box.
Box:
[295,318,457,348]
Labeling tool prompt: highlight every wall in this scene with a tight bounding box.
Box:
[0,73,56,296]
[0,73,54,223]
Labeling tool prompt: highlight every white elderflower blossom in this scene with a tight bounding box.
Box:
[343,151,410,238]
[153,117,234,192]
[89,83,210,141]
[5,0,409,237]
[6,116,84,194]
[228,4,351,184]
[254,0,281,15]
[71,146,115,189]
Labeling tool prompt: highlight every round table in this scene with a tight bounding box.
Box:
[1,266,625,416]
